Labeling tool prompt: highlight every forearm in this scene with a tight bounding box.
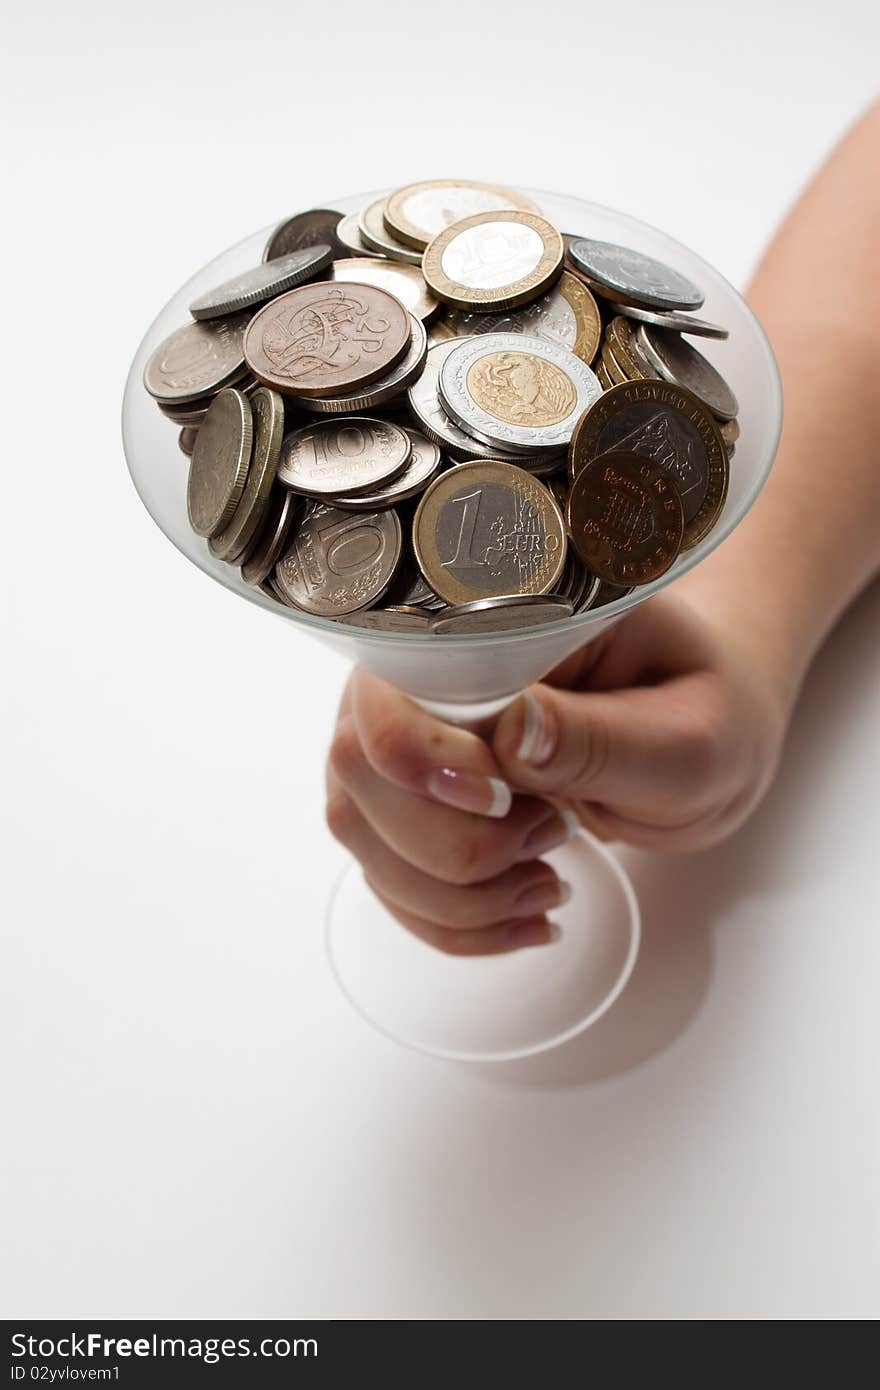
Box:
[678,100,880,715]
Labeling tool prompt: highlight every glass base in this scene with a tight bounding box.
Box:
[325,829,640,1062]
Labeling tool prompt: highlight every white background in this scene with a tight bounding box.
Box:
[3,0,879,1319]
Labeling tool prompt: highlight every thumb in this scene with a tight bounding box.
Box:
[493,681,711,815]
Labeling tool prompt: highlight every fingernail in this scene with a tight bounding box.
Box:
[426,767,512,818]
[518,808,579,860]
[516,692,556,765]
[505,917,561,950]
[513,877,573,917]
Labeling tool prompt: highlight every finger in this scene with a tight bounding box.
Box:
[370,886,558,957]
[350,668,513,818]
[329,719,575,884]
[326,768,571,928]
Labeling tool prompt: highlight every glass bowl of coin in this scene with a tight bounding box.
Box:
[123,181,782,1062]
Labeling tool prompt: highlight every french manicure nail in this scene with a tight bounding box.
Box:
[426,767,512,818]
[516,691,556,765]
[513,877,573,917]
[518,809,578,860]
[505,917,561,950]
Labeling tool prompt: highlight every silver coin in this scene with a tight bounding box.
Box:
[178,426,198,457]
[610,302,728,340]
[430,594,573,634]
[441,281,578,349]
[327,428,441,509]
[357,198,423,266]
[330,258,437,322]
[438,333,601,455]
[277,417,411,497]
[143,313,251,404]
[334,213,375,257]
[188,246,332,321]
[406,339,522,461]
[336,606,433,632]
[297,315,427,415]
[636,325,739,421]
[241,488,302,587]
[275,504,402,616]
[383,558,437,607]
[568,237,704,312]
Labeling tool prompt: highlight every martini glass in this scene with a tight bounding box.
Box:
[123,187,782,1062]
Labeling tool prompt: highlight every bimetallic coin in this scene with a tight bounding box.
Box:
[568,237,705,312]
[569,378,729,549]
[610,302,729,340]
[334,213,375,258]
[357,198,424,265]
[439,333,601,456]
[636,325,739,421]
[189,246,332,321]
[423,211,563,312]
[384,179,540,251]
[275,504,402,616]
[244,281,411,398]
[430,594,573,634]
[406,339,523,461]
[568,451,684,586]
[440,272,601,365]
[297,314,427,414]
[143,313,251,404]
[327,428,441,509]
[187,389,253,538]
[241,487,301,587]
[263,209,344,263]
[330,258,438,322]
[413,460,567,606]
[606,316,656,381]
[208,387,284,562]
[178,427,198,457]
[277,417,411,497]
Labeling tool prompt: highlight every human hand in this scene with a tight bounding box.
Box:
[325,592,789,955]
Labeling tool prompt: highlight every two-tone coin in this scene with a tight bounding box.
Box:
[275,504,402,616]
[243,281,411,397]
[187,389,253,538]
[263,209,344,263]
[567,451,684,585]
[208,387,285,562]
[384,179,539,250]
[297,314,427,414]
[406,339,523,461]
[423,211,563,312]
[189,246,332,321]
[430,594,573,634]
[327,428,441,509]
[277,417,411,497]
[605,316,655,381]
[330,257,438,322]
[567,237,704,312]
[357,198,423,265]
[438,271,601,364]
[636,325,739,420]
[413,459,567,605]
[438,333,601,455]
[143,313,251,404]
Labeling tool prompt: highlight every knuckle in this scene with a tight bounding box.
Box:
[362,716,413,784]
[442,823,511,886]
[325,790,360,846]
[328,720,364,782]
[572,712,611,789]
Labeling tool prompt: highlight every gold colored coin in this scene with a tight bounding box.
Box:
[600,343,629,386]
[384,179,540,251]
[606,316,654,381]
[413,459,567,606]
[467,352,577,427]
[422,211,564,312]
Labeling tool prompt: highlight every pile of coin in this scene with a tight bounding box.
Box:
[143,179,739,634]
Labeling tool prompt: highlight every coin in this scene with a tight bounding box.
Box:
[610,302,729,340]
[423,211,563,312]
[588,580,634,609]
[719,417,740,448]
[328,428,441,509]
[189,246,333,321]
[277,417,411,497]
[600,343,630,386]
[337,607,433,633]
[606,316,655,381]
[243,281,411,398]
[438,272,602,365]
[208,387,284,562]
[330,257,438,322]
[334,213,375,258]
[567,237,704,312]
[143,312,251,404]
[567,451,684,585]
[569,378,728,547]
[357,198,423,265]
[438,333,601,456]
[187,389,253,538]
[430,594,573,634]
[635,325,739,421]
[406,339,523,461]
[263,209,344,263]
[159,397,215,425]
[384,179,540,251]
[241,487,301,587]
[413,459,567,605]
[178,426,198,457]
[296,314,427,414]
[275,504,402,616]
[595,359,614,391]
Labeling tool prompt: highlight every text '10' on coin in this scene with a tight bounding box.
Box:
[567,237,705,312]
[188,246,333,321]
[383,180,540,251]
[423,211,564,312]
[187,389,253,538]
[275,505,402,616]
[328,428,441,509]
[243,281,411,398]
[567,451,684,586]
[413,459,567,606]
[277,417,411,497]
